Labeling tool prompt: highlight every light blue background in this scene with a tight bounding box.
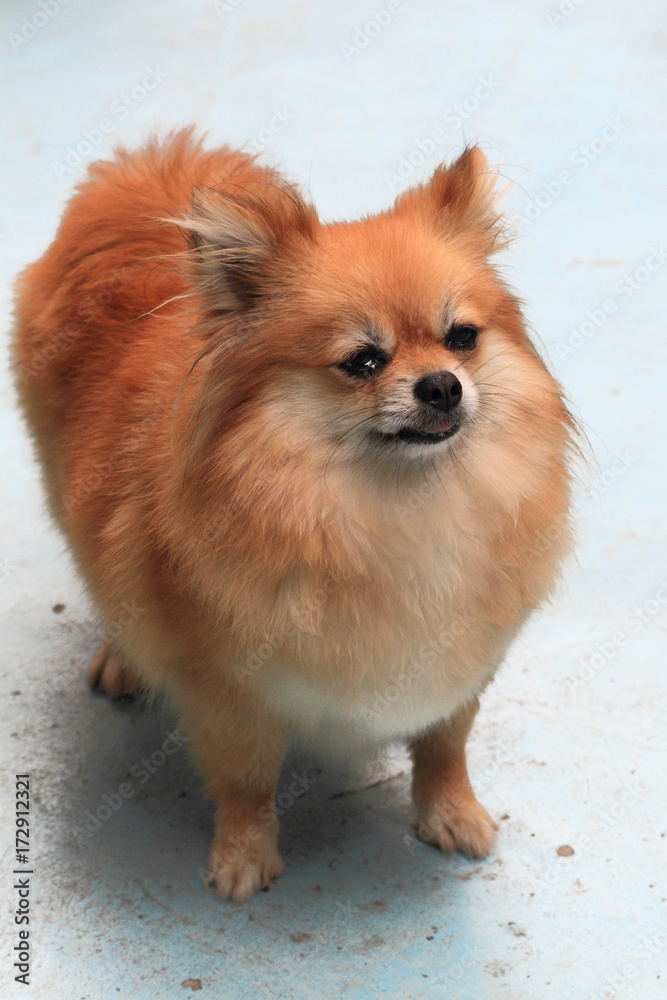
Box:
[1,2,665,998]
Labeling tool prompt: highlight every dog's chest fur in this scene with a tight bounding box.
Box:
[244,469,541,753]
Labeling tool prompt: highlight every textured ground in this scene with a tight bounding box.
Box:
[1,1,666,998]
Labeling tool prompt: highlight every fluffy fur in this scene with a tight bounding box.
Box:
[11,130,574,901]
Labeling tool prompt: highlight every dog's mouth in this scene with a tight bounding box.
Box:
[377,417,461,445]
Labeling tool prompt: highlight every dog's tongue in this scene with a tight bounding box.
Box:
[428,418,456,434]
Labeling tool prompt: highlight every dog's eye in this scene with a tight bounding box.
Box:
[445,324,479,350]
[339,346,388,379]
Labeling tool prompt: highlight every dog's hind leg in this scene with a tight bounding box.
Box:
[86,641,140,699]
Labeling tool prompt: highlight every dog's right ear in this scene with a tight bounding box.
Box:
[184,185,316,314]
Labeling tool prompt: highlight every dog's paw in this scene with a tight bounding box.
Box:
[417,797,498,859]
[206,840,284,902]
[86,642,139,699]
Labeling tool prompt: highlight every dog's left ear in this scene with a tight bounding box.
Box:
[394,146,502,256]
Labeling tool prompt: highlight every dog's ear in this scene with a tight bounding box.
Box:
[394,146,503,256]
[185,185,316,313]
[188,188,272,312]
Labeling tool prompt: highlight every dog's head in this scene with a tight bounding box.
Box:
[182,148,569,482]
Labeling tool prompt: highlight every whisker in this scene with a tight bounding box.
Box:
[467,346,516,380]
[136,291,193,319]
[429,454,449,501]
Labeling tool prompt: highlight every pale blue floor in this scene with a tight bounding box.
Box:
[1,2,666,998]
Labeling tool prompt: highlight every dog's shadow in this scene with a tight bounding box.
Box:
[46,669,433,919]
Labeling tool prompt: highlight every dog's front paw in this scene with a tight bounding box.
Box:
[206,838,284,902]
[417,796,498,859]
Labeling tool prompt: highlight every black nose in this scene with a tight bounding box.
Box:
[414,371,462,412]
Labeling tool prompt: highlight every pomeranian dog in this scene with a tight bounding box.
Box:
[11,130,574,901]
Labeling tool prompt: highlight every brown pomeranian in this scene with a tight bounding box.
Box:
[11,130,574,901]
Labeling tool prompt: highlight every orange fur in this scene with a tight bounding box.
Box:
[11,130,574,900]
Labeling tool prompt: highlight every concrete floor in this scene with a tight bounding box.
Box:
[1,1,666,998]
